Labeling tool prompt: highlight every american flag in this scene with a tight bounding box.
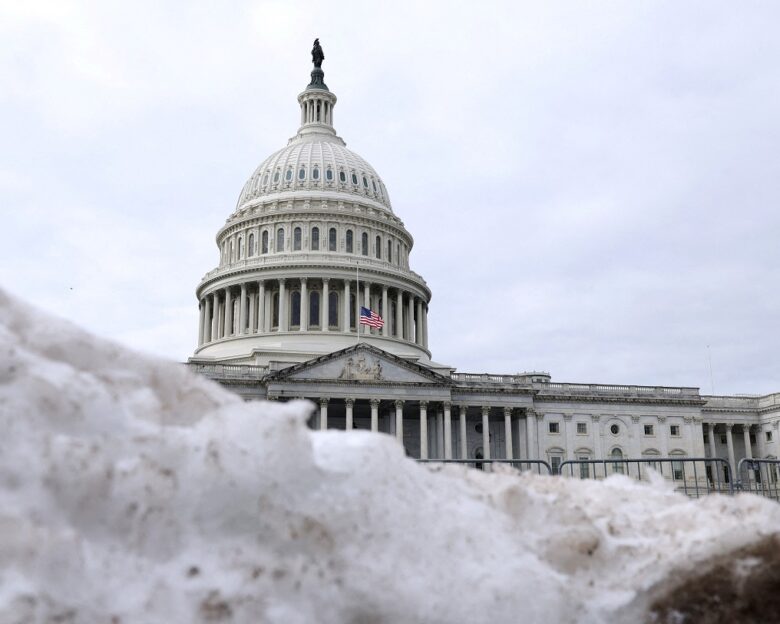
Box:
[360,306,384,328]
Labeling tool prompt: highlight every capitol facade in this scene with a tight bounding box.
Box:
[188,45,780,485]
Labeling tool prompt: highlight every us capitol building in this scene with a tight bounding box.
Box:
[188,42,779,481]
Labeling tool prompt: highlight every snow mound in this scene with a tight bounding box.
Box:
[0,287,778,624]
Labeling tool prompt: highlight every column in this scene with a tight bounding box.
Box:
[203,295,212,343]
[460,405,468,459]
[504,407,513,460]
[300,278,308,331]
[239,283,247,334]
[743,425,753,460]
[418,401,427,459]
[396,291,403,339]
[396,400,405,445]
[435,409,444,458]
[211,292,219,340]
[444,402,452,459]
[370,399,379,432]
[343,280,351,332]
[707,423,717,458]
[198,300,205,346]
[345,398,354,430]
[482,406,491,460]
[258,280,266,333]
[407,296,415,342]
[319,398,328,431]
[380,286,389,337]
[248,287,255,334]
[278,279,287,332]
[363,281,371,308]
[322,278,329,331]
[422,305,429,349]
[526,409,537,461]
[416,299,423,346]
[224,287,233,337]
[725,423,736,480]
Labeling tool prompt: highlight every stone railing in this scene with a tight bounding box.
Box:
[188,362,268,381]
[702,395,760,410]
[450,372,539,386]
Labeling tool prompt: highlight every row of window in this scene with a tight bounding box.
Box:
[252,166,384,200]
[222,226,405,265]
[547,421,683,437]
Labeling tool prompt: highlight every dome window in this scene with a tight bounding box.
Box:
[293,227,302,251]
[362,176,368,188]
[375,235,381,259]
[285,168,293,182]
[273,171,280,183]
[339,170,346,183]
[276,228,285,252]
[351,173,358,185]
[326,168,333,181]
[361,232,368,256]
[311,226,320,251]
[262,173,269,185]
[328,227,337,252]
[372,180,377,193]
[298,167,306,181]
[312,167,320,180]
[261,231,269,254]
[346,229,354,253]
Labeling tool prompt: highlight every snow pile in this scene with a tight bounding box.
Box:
[1,287,778,624]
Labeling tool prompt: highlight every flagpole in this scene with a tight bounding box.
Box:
[356,261,360,344]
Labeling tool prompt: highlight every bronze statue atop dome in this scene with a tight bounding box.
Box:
[312,38,324,69]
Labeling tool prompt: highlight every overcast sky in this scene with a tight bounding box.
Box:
[2,1,778,395]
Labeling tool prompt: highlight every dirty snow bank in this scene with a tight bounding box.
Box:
[0,287,778,624]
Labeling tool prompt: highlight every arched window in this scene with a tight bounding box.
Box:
[372,180,377,193]
[248,233,255,256]
[362,176,368,188]
[328,227,337,251]
[276,228,284,252]
[290,291,301,327]
[346,229,353,253]
[293,227,302,251]
[351,172,358,185]
[309,291,320,328]
[361,232,368,256]
[387,240,392,263]
[349,293,356,329]
[328,291,339,328]
[262,173,269,186]
[375,235,381,259]
[285,168,293,182]
[311,227,319,251]
[339,170,346,183]
[326,168,333,181]
[298,167,306,180]
[610,448,625,475]
[229,240,234,261]
[272,292,279,328]
[261,230,268,254]
[312,167,320,180]
[238,238,243,260]
[273,170,280,183]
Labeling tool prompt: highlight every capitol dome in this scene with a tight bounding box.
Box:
[191,48,433,370]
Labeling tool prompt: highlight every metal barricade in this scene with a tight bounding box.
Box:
[417,458,552,475]
[737,458,780,501]
[558,457,733,498]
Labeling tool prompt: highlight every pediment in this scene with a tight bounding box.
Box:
[267,344,452,385]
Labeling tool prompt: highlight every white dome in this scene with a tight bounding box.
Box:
[236,135,393,213]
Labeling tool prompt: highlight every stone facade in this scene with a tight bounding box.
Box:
[188,54,780,480]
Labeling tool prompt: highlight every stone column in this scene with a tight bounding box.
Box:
[248,287,255,334]
[407,296,414,342]
[300,278,308,331]
[198,300,205,346]
[460,405,468,459]
[211,292,219,340]
[418,401,427,459]
[743,425,753,460]
[258,280,266,333]
[482,406,491,460]
[725,424,736,480]
[504,407,513,460]
[526,409,537,461]
[707,423,717,458]
[345,398,354,430]
[319,398,328,431]
[343,280,351,332]
[203,295,212,343]
[416,299,423,346]
[363,282,371,334]
[238,283,247,334]
[322,278,329,331]
[396,291,403,339]
[422,305,429,349]
[224,287,233,337]
[393,399,404,445]
[370,399,379,433]
[382,286,389,337]
[278,278,287,332]
[444,402,452,460]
